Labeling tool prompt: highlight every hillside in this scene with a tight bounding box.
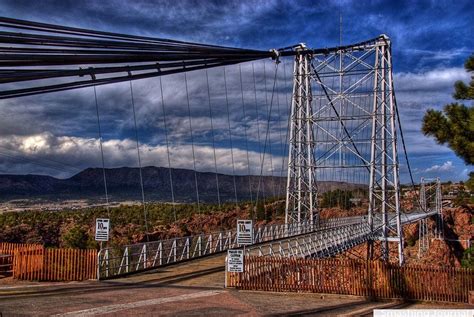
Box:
[0,166,364,203]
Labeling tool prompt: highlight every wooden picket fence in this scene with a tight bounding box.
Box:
[0,242,43,275]
[0,254,13,274]
[0,243,97,281]
[228,257,474,303]
[13,247,97,281]
[0,242,42,254]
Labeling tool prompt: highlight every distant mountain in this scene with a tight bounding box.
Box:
[0,167,363,203]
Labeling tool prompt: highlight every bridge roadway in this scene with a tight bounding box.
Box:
[0,251,462,316]
[245,211,438,258]
[98,211,436,279]
[98,216,365,279]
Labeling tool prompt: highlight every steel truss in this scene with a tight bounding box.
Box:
[285,45,318,226]
[97,216,362,279]
[418,217,429,257]
[367,36,403,264]
[418,177,443,256]
[285,35,405,265]
[247,211,432,259]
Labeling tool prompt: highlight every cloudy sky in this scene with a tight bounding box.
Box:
[0,0,472,183]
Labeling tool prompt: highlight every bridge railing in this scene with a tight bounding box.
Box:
[97,216,366,279]
[246,220,375,258]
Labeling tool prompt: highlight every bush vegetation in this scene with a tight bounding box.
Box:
[0,201,247,248]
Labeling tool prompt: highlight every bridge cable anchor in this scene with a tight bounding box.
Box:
[269,49,281,64]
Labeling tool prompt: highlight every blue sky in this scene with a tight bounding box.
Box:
[0,0,472,183]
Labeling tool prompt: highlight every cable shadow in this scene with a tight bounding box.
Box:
[356,301,411,317]
[0,265,224,301]
[265,300,373,317]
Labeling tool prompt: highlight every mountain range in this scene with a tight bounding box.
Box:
[0,166,363,203]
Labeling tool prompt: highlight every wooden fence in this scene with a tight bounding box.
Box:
[0,243,43,275]
[13,247,97,281]
[228,257,474,303]
[0,254,13,274]
[0,242,42,254]
[0,243,97,281]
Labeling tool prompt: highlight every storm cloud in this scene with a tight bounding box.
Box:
[0,0,472,182]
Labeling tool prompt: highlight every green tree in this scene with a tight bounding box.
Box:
[465,171,474,192]
[61,225,91,249]
[461,246,474,269]
[422,55,474,165]
[255,201,265,221]
[453,189,473,206]
[320,189,354,210]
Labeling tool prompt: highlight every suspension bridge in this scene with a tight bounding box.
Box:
[0,17,444,280]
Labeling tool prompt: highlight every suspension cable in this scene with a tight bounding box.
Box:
[239,64,253,204]
[184,71,201,212]
[93,86,110,218]
[223,67,238,204]
[205,69,221,207]
[280,59,291,181]
[251,62,265,214]
[274,63,285,197]
[255,63,279,210]
[389,54,422,212]
[279,59,292,197]
[129,81,149,241]
[251,63,263,163]
[158,76,176,221]
[263,61,277,199]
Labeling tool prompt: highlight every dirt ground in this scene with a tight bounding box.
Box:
[0,254,471,316]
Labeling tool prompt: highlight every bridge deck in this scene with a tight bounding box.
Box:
[246,211,438,258]
[0,253,462,316]
[97,212,437,279]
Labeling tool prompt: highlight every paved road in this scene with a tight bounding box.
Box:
[0,254,468,316]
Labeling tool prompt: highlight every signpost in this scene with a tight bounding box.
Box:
[237,219,253,246]
[95,218,110,242]
[227,249,244,273]
[225,220,253,287]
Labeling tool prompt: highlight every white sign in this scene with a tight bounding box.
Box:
[95,218,110,241]
[227,249,244,273]
[237,219,253,246]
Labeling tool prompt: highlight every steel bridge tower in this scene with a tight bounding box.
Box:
[284,35,405,265]
[419,177,444,251]
[285,44,318,227]
[366,35,403,264]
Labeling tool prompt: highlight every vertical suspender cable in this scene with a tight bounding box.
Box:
[184,72,201,212]
[255,63,279,211]
[251,62,265,211]
[263,61,276,199]
[223,67,238,204]
[129,81,149,241]
[279,60,292,199]
[158,76,177,221]
[239,64,253,204]
[274,65,285,198]
[93,86,110,219]
[205,69,221,207]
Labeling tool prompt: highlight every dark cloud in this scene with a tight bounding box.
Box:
[0,0,472,182]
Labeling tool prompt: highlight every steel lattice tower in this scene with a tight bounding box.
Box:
[420,177,443,238]
[367,35,404,264]
[285,35,405,265]
[285,45,318,227]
